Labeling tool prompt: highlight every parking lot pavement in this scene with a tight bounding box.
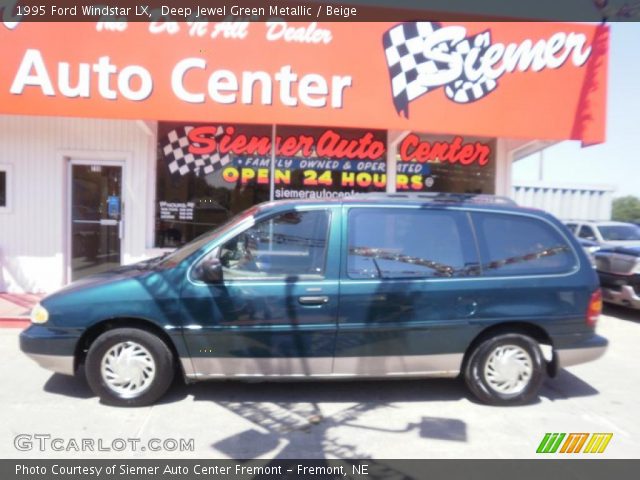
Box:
[1,306,639,460]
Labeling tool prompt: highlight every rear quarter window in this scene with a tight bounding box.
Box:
[565,223,577,233]
[472,212,577,276]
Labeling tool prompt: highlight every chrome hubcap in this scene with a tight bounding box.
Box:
[101,341,156,398]
[484,345,533,395]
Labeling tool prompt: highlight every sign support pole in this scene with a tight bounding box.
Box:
[386,130,410,193]
[270,124,276,201]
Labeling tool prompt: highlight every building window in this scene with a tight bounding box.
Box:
[398,133,496,194]
[154,123,499,248]
[0,166,9,210]
[155,122,387,247]
[272,125,388,200]
[155,122,272,248]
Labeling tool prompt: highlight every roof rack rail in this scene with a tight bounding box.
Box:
[356,192,518,206]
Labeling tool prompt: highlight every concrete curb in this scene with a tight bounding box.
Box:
[0,318,30,328]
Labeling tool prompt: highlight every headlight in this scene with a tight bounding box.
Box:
[30,304,49,324]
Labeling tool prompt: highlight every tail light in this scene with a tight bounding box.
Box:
[586,289,602,327]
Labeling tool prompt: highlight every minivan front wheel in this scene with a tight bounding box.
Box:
[85,328,174,407]
[464,333,545,406]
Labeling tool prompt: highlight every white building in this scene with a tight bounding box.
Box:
[512,182,615,222]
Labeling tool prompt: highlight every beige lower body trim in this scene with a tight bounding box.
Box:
[332,353,463,377]
[556,346,607,368]
[182,353,462,380]
[25,353,75,376]
[184,357,333,378]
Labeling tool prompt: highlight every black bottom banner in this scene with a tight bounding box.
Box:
[3,459,639,480]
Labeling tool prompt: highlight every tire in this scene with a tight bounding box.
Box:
[85,328,175,407]
[464,333,545,406]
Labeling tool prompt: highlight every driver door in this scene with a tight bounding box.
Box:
[179,206,340,378]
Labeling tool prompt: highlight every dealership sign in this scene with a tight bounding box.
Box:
[383,22,592,116]
[161,125,491,191]
[0,21,608,143]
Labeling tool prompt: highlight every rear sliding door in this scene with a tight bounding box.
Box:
[334,206,480,377]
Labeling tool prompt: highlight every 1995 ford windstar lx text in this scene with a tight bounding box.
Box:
[20,193,608,406]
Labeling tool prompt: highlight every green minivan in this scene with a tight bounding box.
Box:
[20,193,607,406]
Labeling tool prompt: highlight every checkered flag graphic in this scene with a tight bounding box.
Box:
[161,126,231,176]
[442,31,498,104]
[383,22,440,117]
[383,22,501,117]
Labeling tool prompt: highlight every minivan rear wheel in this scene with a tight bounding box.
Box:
[464,333,544,406]
[85,328,174,407]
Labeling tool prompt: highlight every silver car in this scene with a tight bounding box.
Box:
[593,245,640,310]
[564,220,640,248]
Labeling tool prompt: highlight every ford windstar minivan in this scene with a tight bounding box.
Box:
[20,193,607,406]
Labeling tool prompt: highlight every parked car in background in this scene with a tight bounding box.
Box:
[594,245,640,310]
[564,220,640,247]
[577,238,600,267]
[21,194,607,407]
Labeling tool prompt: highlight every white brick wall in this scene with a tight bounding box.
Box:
[0,115,157,293]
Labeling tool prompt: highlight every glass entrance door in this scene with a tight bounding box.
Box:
[70,163,123,281]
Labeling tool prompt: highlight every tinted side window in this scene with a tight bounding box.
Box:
[347,208,474,279]
[472,212,577,276]
[219,210,329,279]
[578,225,596,240]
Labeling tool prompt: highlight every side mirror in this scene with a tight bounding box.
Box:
[200,257,223,283]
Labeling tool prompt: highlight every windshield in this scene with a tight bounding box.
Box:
[599,224,640,241]
[154,206,259,269]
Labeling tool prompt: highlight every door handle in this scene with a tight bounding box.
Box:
[298,296,329,306]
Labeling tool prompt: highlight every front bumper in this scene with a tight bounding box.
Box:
[22,353,75,376]
[601,285,640,310]
[598,270,640,309]
[19,325,80,376]
[555,334,608,368]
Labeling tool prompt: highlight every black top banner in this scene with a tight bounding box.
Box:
[1,0,640,22]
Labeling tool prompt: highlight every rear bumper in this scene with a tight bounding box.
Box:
[19,325,79,376]
[555,334,608,368]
